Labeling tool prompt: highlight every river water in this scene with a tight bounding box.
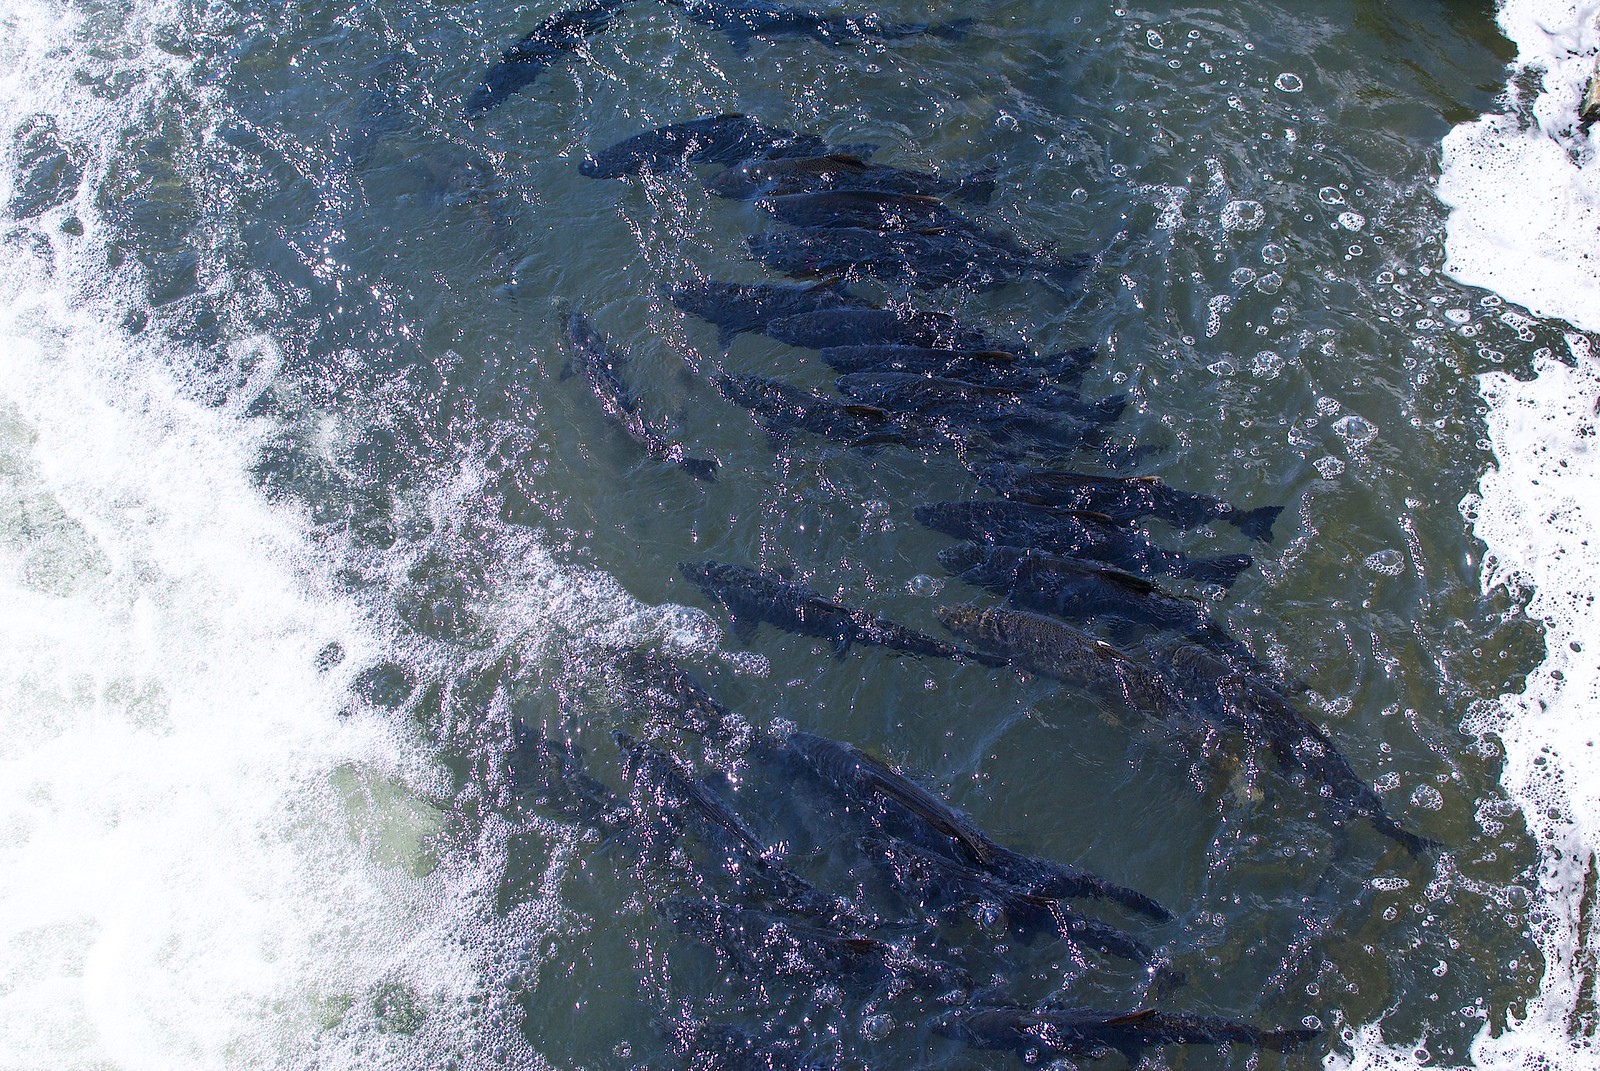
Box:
[0,0,1591,1066]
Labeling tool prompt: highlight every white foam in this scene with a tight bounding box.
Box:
[0,3,549,1068]
[1436,0,1600,332]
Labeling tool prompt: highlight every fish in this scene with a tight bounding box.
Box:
[704,152,997,203]
[578,114,831,178]
[755,190,1033,257]
[662,897,970,994]
[936,605,1438,855]
[819,344,1097,389]
[748,226,1090,295]
[464,0,632,119]
[834,371,1127,431]
[933,1005,1320,1061]
[765,306,1014,352]
[936,542,1257,660]
[665,1021,839,1071]
[667,279,876,347]
[505,727,633,834]
[786,730,1171,921]
[615,730,767,858]
[612,734,859,921]
[862,835,1157,964]
[916,500,1255,586]
[562,307,721,480]
[976,464,1284,542]
[711,371,940,450]
[662,0,973,54]
[613,649,740,741]
[678,559,988,661]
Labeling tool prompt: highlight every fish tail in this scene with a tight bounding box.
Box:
[1087,392,1129,425]
[1228,504,1284,543]
[1036,254,1093,298]
[1102,881,1174,923]
[678,454,721,481]
[951,169,998,204]
[929,16,976,39]
[1370,810,1443,857]
[1181,553,1254,587]
[1259,1027,1323,1053]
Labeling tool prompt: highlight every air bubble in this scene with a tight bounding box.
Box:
[1318,187,1344,205]
[1261,243,1287,264]
[1255,272,1282,294]
[1363,549,1405,576]
[907,574,944,596]
[1274,72,1303,91]
[1146,29,1164,47]
[1333,413,1378,449]
[1221,199,1265,231]
[1313,456,1345,478]
[1337,211,1366,231]
[1252,351,1284,378]
[1411,785,1445,810]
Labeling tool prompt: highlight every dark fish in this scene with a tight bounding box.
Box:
[663,897,970,994]
[665,1021,839,1071]
[933,1005,1320,1061]
[862,835,1155,964]
[579,114,830,178]
[705,152,996,203]
[834,371,1126,432]
[506,727,632,834]
[667,279,876,347]
[464,0,631,119]
[977,464,1284,542]
[678,560,984,661]
[937,543,1252,653]
[766,307,1012,352]
[937,606,1437,855]
[711,371,937,450]
[562,308,721,480]
[916,500,1254,586]
[612,734,856,921]
[663,0,972,54]
[748,226,1089,294]
[756,190,1032,257]
[820,344,1097,389]
[786,731,1170,921]
[785,730,995,862]
[614,649,739,741]
[615,730,766,858]
[1151,637,1440,856]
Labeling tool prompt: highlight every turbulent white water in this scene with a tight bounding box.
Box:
[0,4,556,1068]
[1338,0,1600,1067]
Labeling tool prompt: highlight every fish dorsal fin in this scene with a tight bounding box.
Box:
[1096,567,1157,595]
[819,152,869,171]
[843,404,890,419]
[1068,509,1118,525]
[1103,1009,1158,1027]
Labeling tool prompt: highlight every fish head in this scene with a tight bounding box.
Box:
[935,541,988,576]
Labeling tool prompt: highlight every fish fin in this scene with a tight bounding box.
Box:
[716,324,738,349]
[1371,812,1444,857]
[842,404,890,419]
[818,152,871,171]
[831,632,853,659]
[1182,553,1254,587]
[1102,1009,1158,1027]
[835,142,878,159]
[559,358,576,381]
[678,455,721,481]
[1227,504,1284,543]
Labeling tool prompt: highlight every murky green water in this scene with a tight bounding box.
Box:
[44,0,1575,1063]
